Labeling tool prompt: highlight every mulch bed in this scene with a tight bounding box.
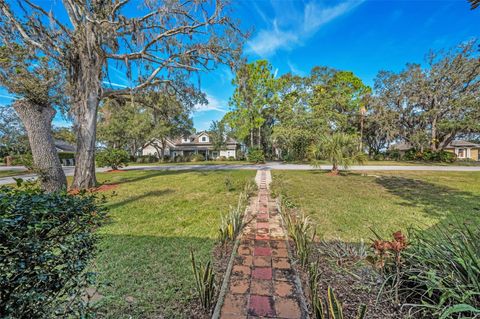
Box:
[292,241,407,319]
[106,169,123,173]
[68,183,119,194]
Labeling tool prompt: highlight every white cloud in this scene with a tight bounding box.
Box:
[247,0,364,57]
[194,93,228,113]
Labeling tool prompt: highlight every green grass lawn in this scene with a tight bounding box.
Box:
[272,170,480,242]
[0,170,28,178]
[92,169,255,318]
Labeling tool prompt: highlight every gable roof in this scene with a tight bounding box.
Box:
[445,140,480,148]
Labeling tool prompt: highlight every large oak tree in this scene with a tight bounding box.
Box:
[1,0,244,189]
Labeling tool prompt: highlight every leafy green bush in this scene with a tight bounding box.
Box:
[96,148,129,170]
[58,152,75,160]
[217,156,227,161]
[0,184,108,317]
[403,148,456,162]
[228,156,235,161]
[135,155,157,163]
[10,154,34,170]
[382,224,480,318]
[247,148,265,163]
[191,154,205,162]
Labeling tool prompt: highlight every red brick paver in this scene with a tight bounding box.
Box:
[219,170,306,318]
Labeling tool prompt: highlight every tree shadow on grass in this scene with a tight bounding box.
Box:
[375,176,480,228]
[102,169,244,186]
[94,234,216,319]
[106,189,175,210]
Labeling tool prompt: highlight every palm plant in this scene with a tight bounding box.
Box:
[310,133,366,175]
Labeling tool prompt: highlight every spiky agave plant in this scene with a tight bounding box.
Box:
[190,250,215,310]
[311,286,367,319]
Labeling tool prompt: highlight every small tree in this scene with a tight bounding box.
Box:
[311,133,366,175]
[210,120,227,153]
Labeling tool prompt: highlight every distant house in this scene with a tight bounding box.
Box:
[390,140,480,161]
[142,131,240,160]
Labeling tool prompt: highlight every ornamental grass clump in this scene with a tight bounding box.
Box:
[0,183,108,317]
[379,224,480,319]
[218,180,256,244]
[190,250,215,311]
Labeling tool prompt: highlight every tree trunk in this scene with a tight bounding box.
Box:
[13,100,67,192]
[331,162,339,175]
[258,126,261,148]
[250,129,254,148]
[431,116,438,151]
[70,31,104,190]
[71,91,100,189]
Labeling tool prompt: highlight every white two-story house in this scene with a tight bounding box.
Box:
[142,131,240,160]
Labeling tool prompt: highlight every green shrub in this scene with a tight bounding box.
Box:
[382,224,480,318]
[387,149,402,161]
[247,148,265,163]
[10,154,34,170]
[228,156,235,161]
[58,152,75,160]
[135,155,157,163]
[217,156,227,161]
[96,148,130,170]
[191,154,205,162]
[0,184,108,317]
[372,153,385,161]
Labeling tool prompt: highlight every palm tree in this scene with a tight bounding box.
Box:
[311,133,366,175]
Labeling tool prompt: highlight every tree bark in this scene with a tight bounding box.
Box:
[71,92,99,189]
[69,28,104,190]
[13,100,67,192]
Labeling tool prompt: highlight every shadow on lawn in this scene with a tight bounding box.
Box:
[106,189,174,210]
[95,234,216,319]
[375,176,480,227]
[105,169,238,186]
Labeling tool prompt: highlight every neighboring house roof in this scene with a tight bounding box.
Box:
[54,139,76,152]
[390,140,480,151]
[444,140,480,148]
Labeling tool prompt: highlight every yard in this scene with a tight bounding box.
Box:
[271,170,480,242]
[91,169,255,318]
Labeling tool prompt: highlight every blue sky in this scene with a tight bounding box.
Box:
[1,0,478,131]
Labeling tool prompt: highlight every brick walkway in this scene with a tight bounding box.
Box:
[219,170,307,319]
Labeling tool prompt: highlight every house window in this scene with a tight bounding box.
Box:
[457,148,466,158]
[201,136,208,142]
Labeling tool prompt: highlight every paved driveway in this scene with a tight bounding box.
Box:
[1,162,480,186]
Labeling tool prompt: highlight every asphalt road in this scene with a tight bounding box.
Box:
[1,162,480,186]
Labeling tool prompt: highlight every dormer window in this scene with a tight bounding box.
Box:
[182,137,189,143]
[201,136,208,142]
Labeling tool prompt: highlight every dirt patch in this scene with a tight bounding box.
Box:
[106,169,123,173]
[292,242,406,319]
[68,183,119,195]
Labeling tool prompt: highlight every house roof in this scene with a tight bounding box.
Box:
[54,139,76,152]
[445,140,480,148]
[168,131,239,146]
[390,140,480,151]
